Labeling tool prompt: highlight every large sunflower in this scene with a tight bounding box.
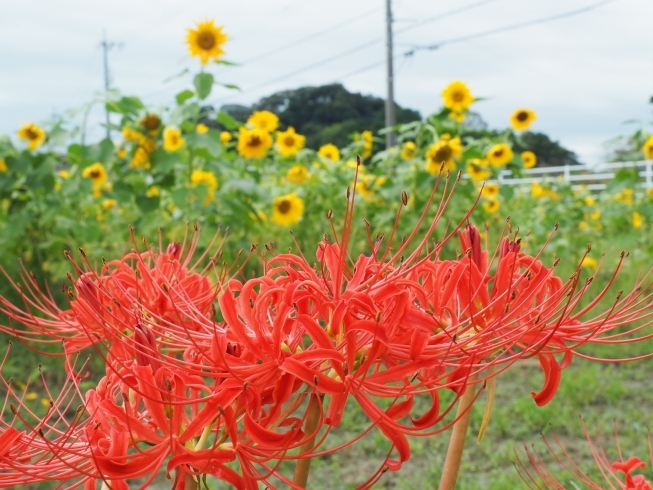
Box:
[441,81,474,112]
[271,193,304,226]
[276,127,306,157]
[510,108,537,131]
[425,136,463,174]
[643,135,653,160]
[237,127,273,159]
[17,123,46,150]
[187,20,228,64]
[248,111,279,133]
[487,143,514,167]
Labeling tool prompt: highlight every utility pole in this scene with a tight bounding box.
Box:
[385,0,397,149]
[99,31,120,140]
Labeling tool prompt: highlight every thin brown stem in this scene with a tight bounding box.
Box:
[292,394,321,488]
[438,374,478,490]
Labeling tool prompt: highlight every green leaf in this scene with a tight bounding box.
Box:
[185,132,221,157]
[135,195,161,212]
[150,149,179,173]
[168,103,201,126]
[217,111,241,130]
[175,90,195,105]
[220,83,241,91]
[214,59,239,66]
[105,96,144,116]
[194,73,215,100]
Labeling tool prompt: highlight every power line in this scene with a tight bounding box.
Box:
[240,3,385,65]
[222,0,500,102]
[335,0,615,84]
[404,0,615,56]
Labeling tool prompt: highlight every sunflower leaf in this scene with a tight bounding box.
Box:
[194,73,214,100]
[175,90,195,105]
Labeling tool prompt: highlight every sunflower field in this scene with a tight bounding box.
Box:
[1,18,653,490]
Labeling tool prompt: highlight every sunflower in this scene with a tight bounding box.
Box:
[401,141,416,160]
[271,193,304,226]
[510,108,536,131]
[248,111,279,132]
[482,199,500,214]
[287,165,309,184]
[442,81,474,112]
[276,127,306,157]
[361,130,373,158]
[449,111,466,123]
[163,127,184,152]
[130,147,151,170]
[581,257,597,269]
[191,169,219,204]
[481,183,499,199]
[425,136,463,174]
[103,199,117,210]
[139,114,161,133]
[82,163,108,187]
[318,143,340,162]
[146,186,160,198]
[122,126,148,145]
[356,175,387,199]
[521,151,537,169]
[0,159,7,173]
[466,164,491,183]
[487,143,514,167]
[633,211,643,229]
[643,135,653,159]
[196,123,209,134]
[186,20,228,64]
[237,127,273,159]
[220,131,233,144]
[17,123,46,150]
[116,147,127,159]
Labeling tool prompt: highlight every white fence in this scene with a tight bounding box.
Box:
[464,160,653,191]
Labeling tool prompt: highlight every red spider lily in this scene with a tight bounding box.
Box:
[0,166,653,489]
[0,225,227,359]
[516,420,653,489]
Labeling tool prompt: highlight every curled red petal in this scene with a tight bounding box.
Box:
[531,354,562,406]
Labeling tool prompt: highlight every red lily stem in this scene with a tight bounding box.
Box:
[438,374,478,490]
[293,394,321,488]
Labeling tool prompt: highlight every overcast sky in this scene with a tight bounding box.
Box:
[1,0,652,164]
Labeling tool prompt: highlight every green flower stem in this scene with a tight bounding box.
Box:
[438,374,478,490]
[292,394,321,488]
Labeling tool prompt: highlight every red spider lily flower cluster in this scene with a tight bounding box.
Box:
[0,168,652,489]
[516,420,653,489]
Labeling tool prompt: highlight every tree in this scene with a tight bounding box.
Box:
[220,84,421,150]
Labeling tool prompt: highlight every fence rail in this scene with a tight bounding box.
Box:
[463,160,653,191]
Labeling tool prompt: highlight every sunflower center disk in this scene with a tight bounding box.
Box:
[277,200,291,214]
[452,91,465,102]
[248,136,261,147]
[434,147,452,162]
[517,111,529,121]
[198,32,216,49]
[284,137,295,146]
